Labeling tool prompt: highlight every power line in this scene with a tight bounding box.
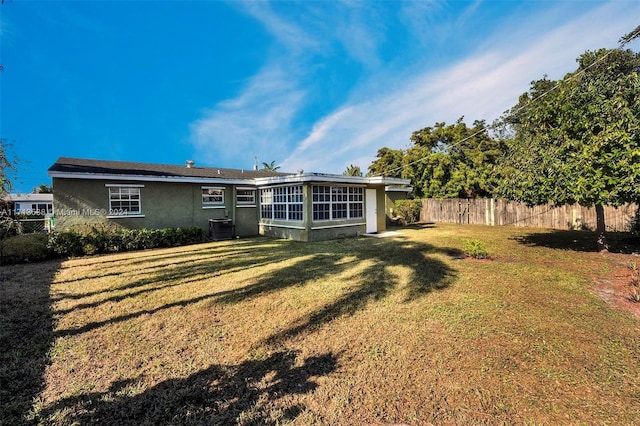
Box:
[375,25,639,178]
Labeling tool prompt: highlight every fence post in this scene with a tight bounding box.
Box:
[490,198,495,226]
[485,199,489,225]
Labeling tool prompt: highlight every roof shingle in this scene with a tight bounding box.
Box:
[48,157,290,180]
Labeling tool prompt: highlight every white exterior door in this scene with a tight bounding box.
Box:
[365,188,377,233]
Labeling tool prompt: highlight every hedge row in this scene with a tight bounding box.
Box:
[0,233,51,265]
[0,227,209,264]
[47,227,207,257]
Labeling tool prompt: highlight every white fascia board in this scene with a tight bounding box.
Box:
[385,185,413,192]
[48,171,258,186]
[48,170,411,187]
[367,176,411,186]
[5,193,54,202]
[255,173,402,186]
[254,174,313,186]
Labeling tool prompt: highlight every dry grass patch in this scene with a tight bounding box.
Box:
[1,225,639,425]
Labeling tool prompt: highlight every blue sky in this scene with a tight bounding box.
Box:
[1,0,639,193]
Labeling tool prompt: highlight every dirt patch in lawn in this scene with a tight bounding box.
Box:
[591,254,640,320]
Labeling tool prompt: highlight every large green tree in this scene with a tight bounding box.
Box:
[406,118,505,198]
[367,147,404,178]
[368,120,505,198]
[498,48,640,251]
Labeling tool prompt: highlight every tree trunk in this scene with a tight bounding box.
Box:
[595,204,609,252]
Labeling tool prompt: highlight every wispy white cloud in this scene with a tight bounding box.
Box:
[189,64,305,168]
[295,107,355,152]
[332,1,386,68]
[281,1,639,174]
[189,1,319,168]
[188,0,392,168]
[189,0,638,175]
[398,0,478,51]
[237,0,320,54]
[398,0,445,35]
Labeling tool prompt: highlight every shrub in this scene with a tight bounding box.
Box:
[394,199,422,225]
[0,215,20,239]
[0,233,50,264]
[83,226,120,253]
[462,239,490,259]
[47,231,84,257]
[47,226,207,258]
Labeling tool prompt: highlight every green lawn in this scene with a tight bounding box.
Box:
[1,224,639,425]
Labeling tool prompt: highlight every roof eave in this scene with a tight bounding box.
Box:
[385,185,414,192]
[48,169,412,188]
[48,170,258,186]
[367,176,411,186]
[255,173,411,186]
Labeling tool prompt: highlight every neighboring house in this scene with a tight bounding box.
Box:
[3,193,54,216]
[48,157,411,242]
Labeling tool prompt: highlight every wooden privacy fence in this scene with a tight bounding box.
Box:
[420,198,639,232]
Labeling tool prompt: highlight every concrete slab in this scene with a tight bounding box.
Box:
[363,231,403,238]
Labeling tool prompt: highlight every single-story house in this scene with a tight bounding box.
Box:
[48,157,411,242]
[3,193,54,216]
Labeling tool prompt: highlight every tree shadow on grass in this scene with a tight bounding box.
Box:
[250,236,457,347]
[214,251,345,305]
[52,242,324,337]
[52,242,260,294]
[514,230,640,253]
[53,236,456,345]
[38,350,337,425]
[39,235,457,424]
[0,259,59,426]
[52,249,281,317]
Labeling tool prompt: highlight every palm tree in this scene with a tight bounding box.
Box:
[33,184,53,194]
[261,160,280,171]
[343,164,363,177]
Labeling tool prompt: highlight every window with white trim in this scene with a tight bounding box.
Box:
[202,187,224,205]
[312,185,363,221]
[260,185,303,221]
[332,186,348,219]
[109,187,141,215]
[32,203,53,214]
[16,203,53,215]
[288,186,303,220]
[260,188,273,219]
[312,186,330,220]
[236,188,255,204]
[348,187,364,218]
